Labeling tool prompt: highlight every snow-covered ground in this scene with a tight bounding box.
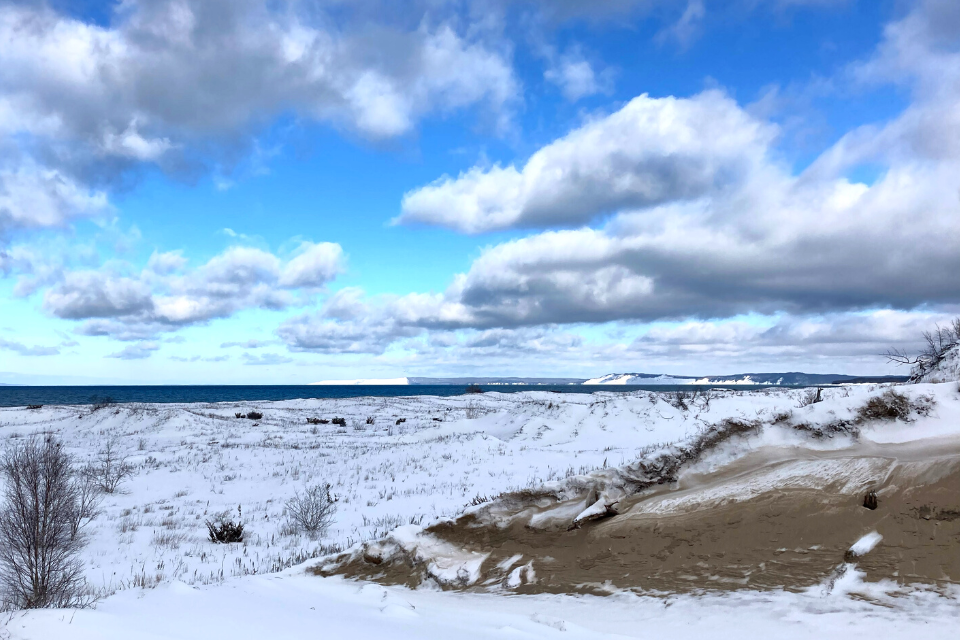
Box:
[7,568,958,640]
[0,380,958,638]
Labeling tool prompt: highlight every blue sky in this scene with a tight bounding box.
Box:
[1,0,958,384]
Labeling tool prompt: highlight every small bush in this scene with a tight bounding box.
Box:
[395,418,406,425]
[798,387,823,407]
[670,390,689,411]
[365,416,375,425]
[246,411,263,421]
[235,412,244,419]
[205,506,244,543]
[285,484,338,538]
[465,384,483,394]
[331,417,346,426]
[306,417,322,425]
[85,438,133,494]
[89,396,116,412]
[25,405,42,410]
[856,389,912,421]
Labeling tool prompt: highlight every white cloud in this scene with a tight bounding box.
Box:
[397,90,778,232]
[42,241,345,339]
[0,2,518,147]
[288,1,960,367]
[543,47,613,101]
[0,1,519,237]
[0,165,108,236]
[278,242,344,289]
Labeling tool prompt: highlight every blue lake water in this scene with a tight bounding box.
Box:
[0,384,784,408]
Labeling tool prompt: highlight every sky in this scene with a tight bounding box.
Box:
[0,0,958,384]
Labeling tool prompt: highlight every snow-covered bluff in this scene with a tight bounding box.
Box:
[914,344,960,383]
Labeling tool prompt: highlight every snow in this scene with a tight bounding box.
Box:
[310,377,409,385]
[916,345,960,384]
[849,531,883,557]
[0,381,958,638]
[6,570,958,640]
[583,373,691,385]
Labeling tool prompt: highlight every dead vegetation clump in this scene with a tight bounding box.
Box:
[856,389,914,422]
[797,387,823,407]
[614,418,762,494]
[205,506,244,544]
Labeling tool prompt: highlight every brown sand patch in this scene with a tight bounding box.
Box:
[316,436,960,594]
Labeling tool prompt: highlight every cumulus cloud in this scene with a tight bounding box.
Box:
[0,165,108,237]
[0,0,517,148]
[398,90,778,232]
[284,0,960,367]
[0,0,518,236]
[387,2,960,332]
[43,241,344,340]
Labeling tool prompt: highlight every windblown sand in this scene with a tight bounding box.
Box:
[320,436,960,594]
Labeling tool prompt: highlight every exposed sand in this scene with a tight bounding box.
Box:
[318,435,960,594]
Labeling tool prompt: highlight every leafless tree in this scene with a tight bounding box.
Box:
[0,437,94,609]
[85,438,133,494]
[885,317,960,380]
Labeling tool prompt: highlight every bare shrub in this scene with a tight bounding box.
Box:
[0,437,96,609]
[798,387,823,407]
[465,384,483,394]
[205,506,243,543]
[856,389,913,422]
[331,417,346,427]
[670,390,689,411]
[89,396,116,412]
[246,411,263,420]
[86,438,133,494]
[285,484,337,538]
